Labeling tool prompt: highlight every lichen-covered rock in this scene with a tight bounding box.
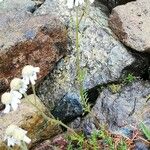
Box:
[36,0,134,113]
[0,0,35,13]
[0,94,62,149]
[109,0,150,52]
[0,12,67,96]
[78,80,150,138]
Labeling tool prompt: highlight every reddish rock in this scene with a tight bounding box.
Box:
[0,12,67,102]
[109,0,150,52]
[32,134,68,150]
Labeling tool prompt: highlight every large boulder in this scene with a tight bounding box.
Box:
[77,80,150,137]
[109,0,150,52]
[0,94,61,150]
[36,0,134,117]
[0,8,67,107]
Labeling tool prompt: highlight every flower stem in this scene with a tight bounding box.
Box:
[8,147,13,150]
[20,141,28,150]
[75,6,80,79]
[23,93,77,135]
[31,84,36,105]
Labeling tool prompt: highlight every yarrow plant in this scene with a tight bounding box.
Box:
[22,65,40,85]
[1,92,21,113]
[1,64,40,149]
[1,0,98,149]
[5,125,31,147]
[10,78,28,94]
[66,0,95,114]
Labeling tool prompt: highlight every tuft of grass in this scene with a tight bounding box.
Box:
[66,127,128,150]
[140,122,150,140]
[123,73,136,84]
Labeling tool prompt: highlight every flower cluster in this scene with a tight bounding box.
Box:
[67,0,94,9]
[1,65,40,114]
[1,65,40,147]
[5,125,31,146]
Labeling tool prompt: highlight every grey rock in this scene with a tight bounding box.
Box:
[79,80,150,136]
[36,0,134,111]
[0,0,35,13]
[98,0,134,10]
[52,93,83,123]
[109,0,150,52]
[135,141,150,150]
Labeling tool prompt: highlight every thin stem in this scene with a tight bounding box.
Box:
[23,93,77,135]
[23,93,49,121]
[8,147,13,150]
[20,141,28,150]
[31,84,36,105]
[75,6,80,79]
[51,118,77,135]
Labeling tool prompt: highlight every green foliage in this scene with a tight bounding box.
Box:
[89,130,100,150]
[77,68,91,114]
[67,142,74,150]
[108,83,122,94]
[123,73,136,84]
[98,128,114,150]
[66,127,128,150]
[67,133,85,149]
[117,139,128,150]
[140,122,150,140]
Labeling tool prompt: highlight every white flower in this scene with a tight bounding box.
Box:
[66,0,94,9]
[5,125,31,146]
[75,0,84,7]
[1,92,21,113]
[67,0,74,9]
[22,65,40,85]
[10,78,28,94]
[89,0,94,3]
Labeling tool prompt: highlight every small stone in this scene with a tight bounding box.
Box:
[52,93,83,123]
[0,94,62,149]
[135,141,150,150]
[32,134,68,150]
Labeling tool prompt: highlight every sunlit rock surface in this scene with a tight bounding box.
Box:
[109,0,150,52]
[0,94,61,150]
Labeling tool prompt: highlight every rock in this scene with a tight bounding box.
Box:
[36,0,134,115]
[32,134,68,150]
[79,80,150,137]
[0,12,67,96]
[0,94,62,149]
[99,0,134,10]
[0,0,35,13]
[51,93,83,123]
[135,141,150,150]
[109,0,150,52]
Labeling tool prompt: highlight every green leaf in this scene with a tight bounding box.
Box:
[140,122,150,140]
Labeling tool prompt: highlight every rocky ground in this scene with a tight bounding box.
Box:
[0,0,150,149]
